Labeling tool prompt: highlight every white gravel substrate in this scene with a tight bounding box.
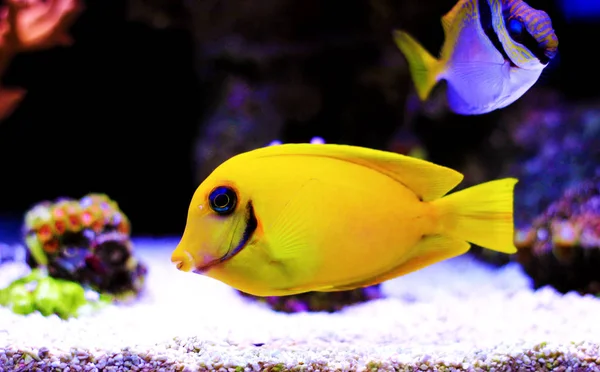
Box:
[1,238,600,371]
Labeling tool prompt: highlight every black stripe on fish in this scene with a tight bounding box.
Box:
[225,201,257,262]
[503,9,551,65]
[478,0,515,66]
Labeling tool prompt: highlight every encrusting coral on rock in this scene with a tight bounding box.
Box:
[515,177,600,295]
[0,194,148,319]
[23,193,147,297]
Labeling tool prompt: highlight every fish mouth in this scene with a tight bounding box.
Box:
[193,201,257,274]
[172,250,194,272]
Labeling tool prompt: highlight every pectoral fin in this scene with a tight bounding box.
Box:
[446,61,506,114]
[265,178,326,284]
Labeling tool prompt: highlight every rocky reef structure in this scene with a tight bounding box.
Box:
[501,96,600,229]
[467,94,600,267]
[23,193,147,298]
[515,177,600,295]
[0,194,148,318]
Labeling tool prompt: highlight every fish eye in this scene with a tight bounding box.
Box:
[208,186,238,215]
[507,18,525,42]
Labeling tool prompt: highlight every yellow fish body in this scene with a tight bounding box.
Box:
[394,0,559,115]
[171,144,517,297]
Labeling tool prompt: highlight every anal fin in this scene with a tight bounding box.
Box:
[317,235,471,292]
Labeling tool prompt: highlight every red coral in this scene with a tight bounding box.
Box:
[0,0,83,121]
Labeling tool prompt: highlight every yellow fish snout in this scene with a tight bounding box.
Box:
[171,248,195,272]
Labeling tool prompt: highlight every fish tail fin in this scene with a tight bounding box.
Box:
[393,30,443,101]
[431,178,518,254]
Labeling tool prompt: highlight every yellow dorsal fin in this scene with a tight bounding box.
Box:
[236,143,464,202]
[441,0,465,36]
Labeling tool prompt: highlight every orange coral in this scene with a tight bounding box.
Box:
[0,0,82,121]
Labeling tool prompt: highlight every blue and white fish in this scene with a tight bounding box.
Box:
[393,0,559,115]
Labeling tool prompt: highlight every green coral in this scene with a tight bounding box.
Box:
[0,269,112,319]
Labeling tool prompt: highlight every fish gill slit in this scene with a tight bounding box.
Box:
[225,201,258,262]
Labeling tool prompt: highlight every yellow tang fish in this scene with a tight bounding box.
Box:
[171,144,517,297]
[394,0,559,115]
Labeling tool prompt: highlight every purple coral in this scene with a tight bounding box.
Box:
[507,102,600,228]
[466,98,600,267]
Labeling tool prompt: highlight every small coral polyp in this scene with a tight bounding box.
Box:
[23,193,147,297]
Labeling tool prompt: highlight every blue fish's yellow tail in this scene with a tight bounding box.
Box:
[431,178,518,254]
[393,30,443,102]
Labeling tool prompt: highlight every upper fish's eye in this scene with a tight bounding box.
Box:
[208,186,238,215]
[507,18,525,42]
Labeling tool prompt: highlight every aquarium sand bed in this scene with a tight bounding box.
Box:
[1,239,600,371]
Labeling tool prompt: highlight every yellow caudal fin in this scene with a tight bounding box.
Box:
[431,178,518,254]
[392,30,443,101]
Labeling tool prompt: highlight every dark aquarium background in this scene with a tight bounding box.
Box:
[0,0,598,243]
[1,3,600,370]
